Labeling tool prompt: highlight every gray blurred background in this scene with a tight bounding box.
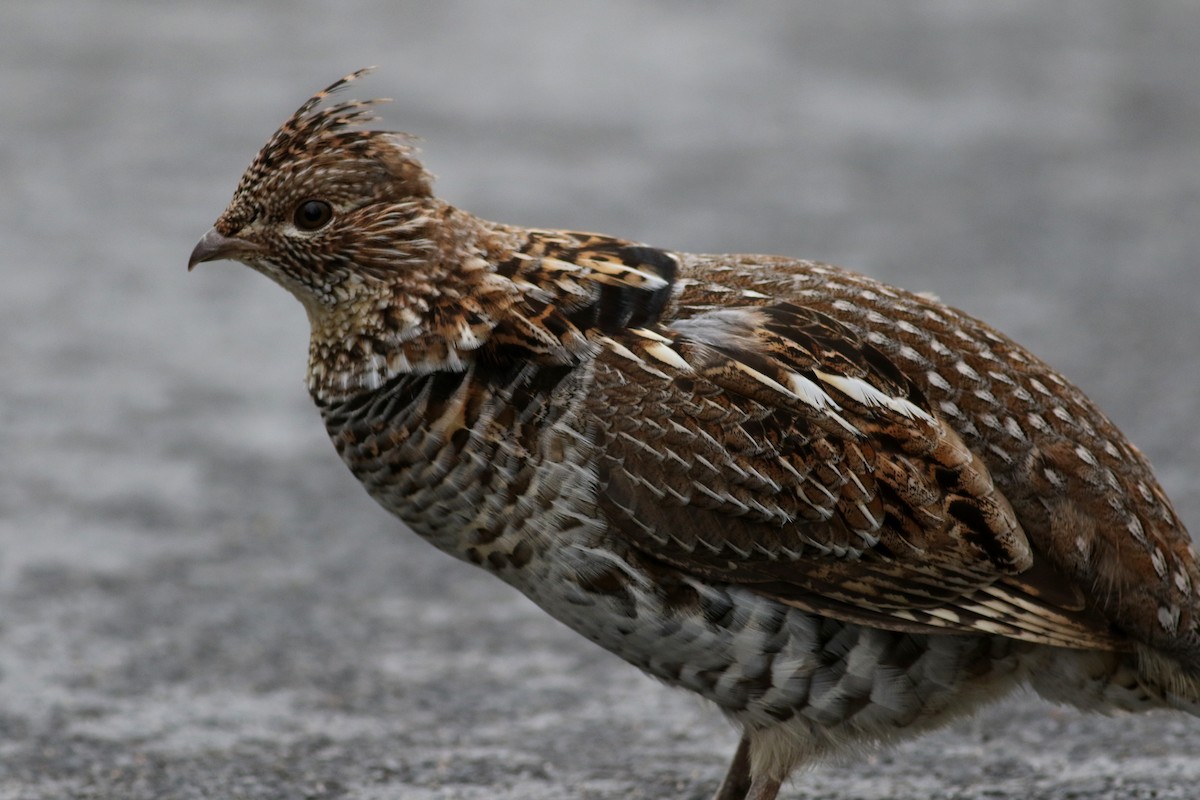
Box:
[3,2,1200,798]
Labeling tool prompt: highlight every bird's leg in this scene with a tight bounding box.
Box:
[745,776,782,800]
[712,734,753,800]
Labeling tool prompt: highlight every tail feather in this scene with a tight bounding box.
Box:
[1028,645,1200,715]
[1136,646,1200,714]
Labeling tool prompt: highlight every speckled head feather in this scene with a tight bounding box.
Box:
[201,68,445,314]
[252,68,388,172]
[221,67,431,229]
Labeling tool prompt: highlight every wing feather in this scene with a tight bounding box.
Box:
[590,301,1125,651]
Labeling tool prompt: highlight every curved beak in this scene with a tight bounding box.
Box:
[188,228,260,271]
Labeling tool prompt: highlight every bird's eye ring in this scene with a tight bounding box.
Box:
[294,199,334,231]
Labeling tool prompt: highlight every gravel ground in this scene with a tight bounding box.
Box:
[3,2,1200,798]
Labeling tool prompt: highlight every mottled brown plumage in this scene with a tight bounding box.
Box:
[190,70,1200,799]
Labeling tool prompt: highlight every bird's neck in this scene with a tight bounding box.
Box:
[302,212,551,405]
[303,212,683,405]
[303,278,499,406]
[304,302,465,404]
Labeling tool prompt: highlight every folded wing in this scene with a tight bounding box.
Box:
[590,301,1125,650]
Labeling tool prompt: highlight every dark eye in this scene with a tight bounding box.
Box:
[294,199,333,231]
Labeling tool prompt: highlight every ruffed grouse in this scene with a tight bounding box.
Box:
[190,70,1200,799]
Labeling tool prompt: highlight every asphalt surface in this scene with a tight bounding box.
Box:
[4,2,1200,798]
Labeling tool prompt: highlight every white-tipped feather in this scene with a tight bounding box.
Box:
[814,370,935,423]
[642,341,693,372]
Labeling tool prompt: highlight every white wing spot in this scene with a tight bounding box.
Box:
[785,371,842,412]
[1152,547,1168,578]
[814,370,935,423]
[1030,379,1052,397]
[602,336,646,365]
[978,412,1002,432]
[359,355,385,391]
[955,360,981,382]
[628,327,673,344]
[973,388,998,406]
[1075,445,1098,467]
[642,341,693,372]
[987,444,1013,465]
[926,608,968,626]
[976,348,1001,363]
[386,351,413,373]
[1102,468,1120,491]
[854,501,881,531]
[578,258,670,290]
[926,370,952,392]
[1011,386,1034,404]
[742,364,862,436]
[1158,605,1180,634]
[1127,517,1147,544]
[1175,569,1193,595]
[1003,417,1026,441]
[538,256,584,275]
[987,370,1016,385]
[455,321,486,350]
[734,362,801,398]
[865,331,890,347]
